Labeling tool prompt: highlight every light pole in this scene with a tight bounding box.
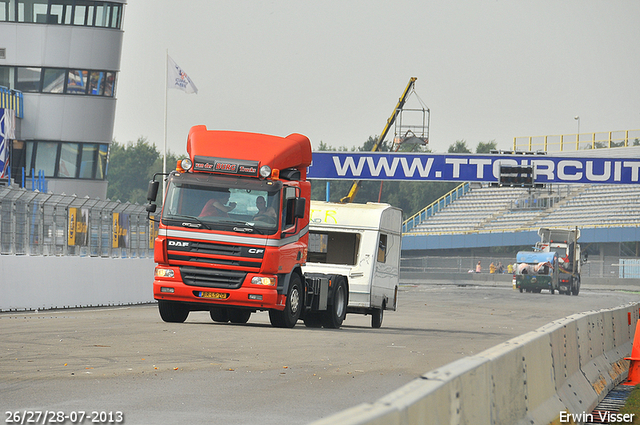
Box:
[574,116,580,134]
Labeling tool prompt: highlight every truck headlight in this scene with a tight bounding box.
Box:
[155,268,175,278]
[180,158,193,171]
[259,165,271,178]
[251,276,276,286]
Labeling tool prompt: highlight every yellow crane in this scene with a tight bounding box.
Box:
[340,77,419,204]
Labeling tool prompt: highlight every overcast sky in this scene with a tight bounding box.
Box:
[112,1,640,156]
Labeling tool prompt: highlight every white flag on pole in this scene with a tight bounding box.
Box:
[167,55,198,94]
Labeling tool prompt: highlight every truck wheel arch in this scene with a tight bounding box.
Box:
[278,267,305,297]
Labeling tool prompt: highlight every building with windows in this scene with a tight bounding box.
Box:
[0,0,125,198]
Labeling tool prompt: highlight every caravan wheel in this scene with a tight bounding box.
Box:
[371,301,385,329]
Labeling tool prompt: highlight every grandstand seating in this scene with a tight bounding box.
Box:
[406,184,640,234]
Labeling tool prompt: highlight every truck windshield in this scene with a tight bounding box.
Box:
[162,173,281,234]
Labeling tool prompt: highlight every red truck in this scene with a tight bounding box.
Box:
[145,125,350,328]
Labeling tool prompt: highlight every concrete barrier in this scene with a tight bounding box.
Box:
[0,256,155,311]
[310,303,640,425]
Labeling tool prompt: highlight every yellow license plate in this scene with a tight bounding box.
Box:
[200,291,229,299]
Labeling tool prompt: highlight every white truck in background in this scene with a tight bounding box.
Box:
[536,227,586,295]
[303,201,403,328]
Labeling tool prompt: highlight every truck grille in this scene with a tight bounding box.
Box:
[168,254,261,269]
[167,238,264,270]
[180,266,246,289]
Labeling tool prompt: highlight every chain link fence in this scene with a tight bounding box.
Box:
[0,186,155,258]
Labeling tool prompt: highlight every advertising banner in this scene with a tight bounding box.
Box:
[68,208,89,246]
[112,213,129,248]
[307,152,640,185]
[149,218,158,250]
[0,108,16,178]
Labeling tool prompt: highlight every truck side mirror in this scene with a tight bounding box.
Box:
[294,197,306,219]
[145,203,157,213]
[147,180,160,202]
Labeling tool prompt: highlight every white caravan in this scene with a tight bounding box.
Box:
[303,201,403,328]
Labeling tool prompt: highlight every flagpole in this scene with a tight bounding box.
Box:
[163,49,168,197]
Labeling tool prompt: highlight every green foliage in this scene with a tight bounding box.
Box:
[106,137,185,205]
[448,140,471,153]
[476,140,497,153]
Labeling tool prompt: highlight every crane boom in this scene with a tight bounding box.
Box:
[340,77,417,203]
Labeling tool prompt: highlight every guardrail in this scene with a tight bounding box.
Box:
[513,129,640,152]
[401,252,640,279]
[0,185,154,258]
[403,222,640,237]
[311,303,639,425]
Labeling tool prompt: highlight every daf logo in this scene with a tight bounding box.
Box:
[248,248,264,254]
[169,241,190,247]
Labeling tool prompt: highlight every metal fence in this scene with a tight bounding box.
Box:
[0,186,154,258]
[400,255,632,279]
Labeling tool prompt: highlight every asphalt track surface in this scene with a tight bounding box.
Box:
[2,283,639,425]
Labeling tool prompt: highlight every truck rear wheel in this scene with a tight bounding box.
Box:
[323,277,348,329]
[158,300,189,323]
[303,313,324,328]
[269,274,302,328]
[572,276,580,296]
[210,308,229,323]
[371,301,385,329]
[228,308,251,324]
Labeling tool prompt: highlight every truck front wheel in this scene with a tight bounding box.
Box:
[158,300,189,323]
[269,274,302,328]
[323,277,348,329]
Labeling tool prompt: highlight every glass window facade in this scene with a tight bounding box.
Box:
[33,141,58,176]
[0,66,117,97]
[0,0,123,28]
[58,142,79,177]
[14,141,109,180]
[67,69,87,94]
[79,143,97,178]
[16,67,41,92]
[42,68,65,93]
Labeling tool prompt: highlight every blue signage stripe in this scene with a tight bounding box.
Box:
[307,152,640,185]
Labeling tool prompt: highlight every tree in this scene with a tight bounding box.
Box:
[106,137,184,204]
[448,140,471,153]
[476,140,497,153]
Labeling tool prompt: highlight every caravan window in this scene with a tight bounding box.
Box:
[308,231,360,266]
[377,234,387,263]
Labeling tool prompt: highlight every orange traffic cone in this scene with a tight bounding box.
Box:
[624,318,640,386]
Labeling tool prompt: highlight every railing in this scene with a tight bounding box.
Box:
[0,86,24,118]
[403,222,640,237]
[402,182,470,233]
[0,185,154,258]
[400,255,629,279]
[513,129,640,152]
